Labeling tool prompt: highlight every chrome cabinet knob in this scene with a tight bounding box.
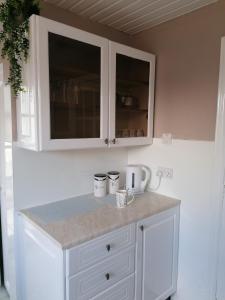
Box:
[140,225,144,231]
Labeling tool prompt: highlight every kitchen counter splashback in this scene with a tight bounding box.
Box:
[20,192,180,249]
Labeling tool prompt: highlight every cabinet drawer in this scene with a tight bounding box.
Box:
[91,274,135,300]
[67,247,135,300]
[66,224,135,276]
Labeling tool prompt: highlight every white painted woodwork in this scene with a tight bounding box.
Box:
[43,0,218,35]
[91,274,135,300]
[0,72,11,293]
[16,15,155,151]
[214,37,225,300]
[67,247,135,300]
[17,216,64,300]
[16,17,39,151]
[17,206,179,300]
[136,207,179,300]
[66,223,135,276]
[109,41,155,147]
[0,76,18,299]
[17,15,109,151]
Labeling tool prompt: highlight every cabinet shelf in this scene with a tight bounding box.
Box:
[117,78,149,89]
[117,107,148,113]
[51,66,100,82]
[51,101,100,112]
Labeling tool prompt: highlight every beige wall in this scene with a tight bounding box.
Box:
[132,0,225,140]
[40,0,225,141]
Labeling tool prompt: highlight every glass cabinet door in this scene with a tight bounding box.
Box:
[109,42,155,146]
[49,33,101,140]
[36,17,108,150]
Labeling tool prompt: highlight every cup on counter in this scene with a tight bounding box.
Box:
[116,189,135,208]
[94,174,107,197]
[108,171,120,194]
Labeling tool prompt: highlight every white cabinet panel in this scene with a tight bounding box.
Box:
[136,207,179,300]
[66,224,135,276]
[17,216,64,300]
[91,274,135,300]
[67,247,135,300]
[17,15,109,151]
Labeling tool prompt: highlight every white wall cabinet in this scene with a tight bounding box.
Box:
[109,42,155,147]
[17,207,179,300]
[16,15,155,151]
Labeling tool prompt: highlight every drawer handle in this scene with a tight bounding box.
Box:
[105,273,110,280]
[106,244,111,252]
[140,225,144,231]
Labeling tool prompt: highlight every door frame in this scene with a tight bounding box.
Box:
[0,63,3,287]
[210,37,225,300]
[0,63,10,292]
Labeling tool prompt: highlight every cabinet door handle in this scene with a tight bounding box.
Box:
[105,273,110,280]
[104,138,109,145]
[110,139,116,144]
[106,244,111,252]
[140,225,144,231]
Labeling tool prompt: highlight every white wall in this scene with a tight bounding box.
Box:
[10,136,216,300]
[128,138,215,300]
[12,147,127,210]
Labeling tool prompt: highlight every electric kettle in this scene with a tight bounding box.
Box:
[126,165,150,194]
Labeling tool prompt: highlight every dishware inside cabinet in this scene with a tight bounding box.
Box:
[115,53,150,139]
[49,32,101,140]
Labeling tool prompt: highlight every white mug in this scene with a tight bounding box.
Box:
[116,190,134,208]
[94,174,107,197]
[108,171,120,194]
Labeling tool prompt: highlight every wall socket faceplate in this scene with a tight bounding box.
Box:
[156,167,173,179]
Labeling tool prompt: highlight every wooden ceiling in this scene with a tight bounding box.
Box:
[44,0,218,35]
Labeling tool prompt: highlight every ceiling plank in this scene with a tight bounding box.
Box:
[44,0,218,35]
[128,0,217,34]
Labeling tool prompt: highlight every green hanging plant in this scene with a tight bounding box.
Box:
[0,0,40,95]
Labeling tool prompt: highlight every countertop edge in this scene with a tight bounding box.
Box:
[19,196,181,250]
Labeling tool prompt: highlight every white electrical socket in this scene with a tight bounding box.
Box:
[161,133,173,145]
[156,166,173,179]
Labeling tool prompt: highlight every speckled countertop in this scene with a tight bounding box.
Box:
[20,192,180,249]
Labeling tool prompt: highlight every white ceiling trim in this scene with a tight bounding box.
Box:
[44,0,218,35]
[122,0,208,33]
[89,0,129,20]
[93,0,142,23]
[79,0,105,16]
[107,0,180,28]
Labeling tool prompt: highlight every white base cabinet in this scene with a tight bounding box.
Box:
[17,207,179,300]
[136,208,179,300]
